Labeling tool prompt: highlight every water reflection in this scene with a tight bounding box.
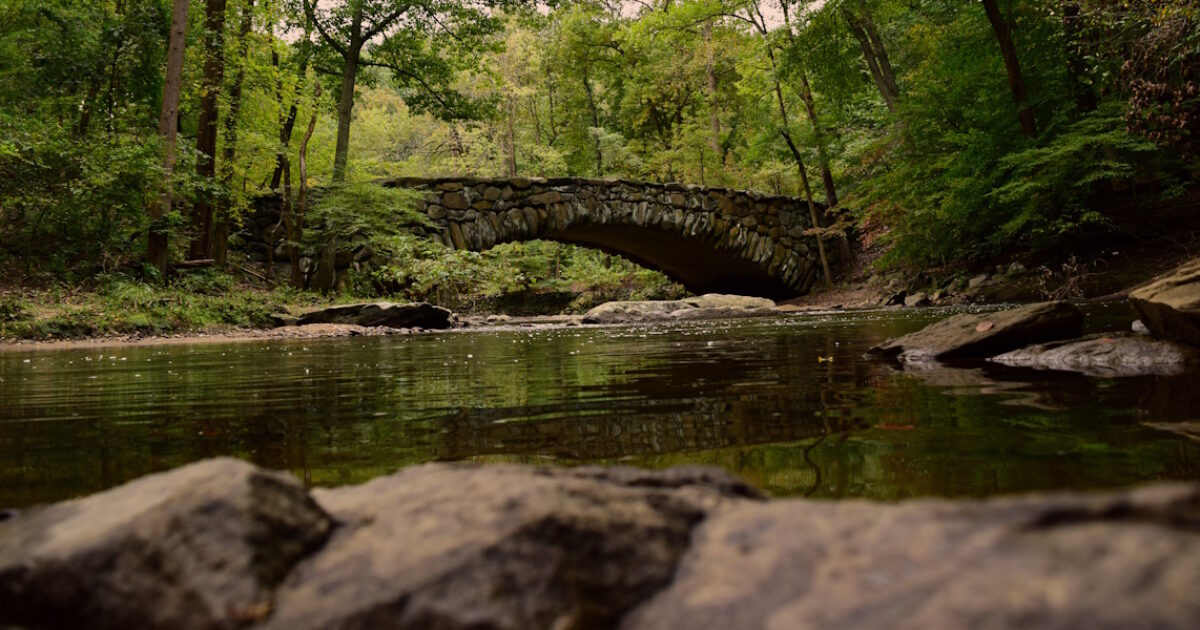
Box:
[1,310,1198,507]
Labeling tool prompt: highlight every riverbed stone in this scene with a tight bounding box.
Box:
[868,301,1084,362]
[582,294,777,324]
[264,464,757,630]
[621,483,1200,630]
[0,458,332,630]
[1130,257,1200,347]
[2,460,1200,630]
[296,301,453,329]
[991,333,1200,377]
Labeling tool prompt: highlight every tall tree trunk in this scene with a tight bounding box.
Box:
[75,77,102,138]
[213,0,254,268]
[751,1,832,290]
[982,0,1038,137]
[293,84,321,288]
[704,20,722,166]
[1062,2,1097,115]
[188,0,227,260]
[147,0,190,276]
[332,43,360,183]
[781,1,848,273]
[842,3,899,113]
[797,70,852,268]
[796,72,837,207]
[271,40,312,191]
[581,66,603,176]
[505,96,518,176]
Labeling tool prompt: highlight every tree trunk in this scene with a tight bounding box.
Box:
[759,28,832,290]
[211,0,254,268]
[147,0,190,276]
[982,0,1038,137]
[582,66,603,176]
[271,41,312,191]
[293,84,321,288]
[704,20,722,166]
[1062,2,1097,114]
[797,70,852,268]
[188,0,227,260]
[505,96,518,176]
[842,3,899,113]
[332,42,361,184]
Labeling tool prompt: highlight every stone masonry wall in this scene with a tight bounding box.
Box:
[388,176,827,296]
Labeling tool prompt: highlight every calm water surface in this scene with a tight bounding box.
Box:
[2,306,1198,507]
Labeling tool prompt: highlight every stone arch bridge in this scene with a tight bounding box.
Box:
[388,177,832,298]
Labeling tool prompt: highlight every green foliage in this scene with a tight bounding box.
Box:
[2,0,1197,302]
[991,104,1170,247]
[0,272,293,340]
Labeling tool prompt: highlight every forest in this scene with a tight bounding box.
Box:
[0,0,1198,334]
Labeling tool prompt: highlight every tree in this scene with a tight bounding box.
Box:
[188,0,228,261]
[981,0,1037,137]
[213,0,256,267]
[301,0,507,183]
[147,0,190,276]
[839,0,899,112]
[742,1,833,290]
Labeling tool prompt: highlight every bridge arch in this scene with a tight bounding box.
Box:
[389,177,829,298]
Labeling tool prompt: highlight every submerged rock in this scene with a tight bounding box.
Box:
[3,459,1199,630]
[295,301,453,329]
[622,483,1200,630]
[582,294,776,324]
[992,333,1200,377]
[1130,258,1200,347]
[868,301,1084,362]
[0,458,332,630]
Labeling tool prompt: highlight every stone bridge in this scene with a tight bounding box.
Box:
[387,177,830,298]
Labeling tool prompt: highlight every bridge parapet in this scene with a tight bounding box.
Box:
[387,176,828,297]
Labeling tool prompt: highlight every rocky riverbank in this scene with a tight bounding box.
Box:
[1,458,1197,629]
[866,258,1200,377]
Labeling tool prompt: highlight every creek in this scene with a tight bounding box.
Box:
[2,304,1198,508]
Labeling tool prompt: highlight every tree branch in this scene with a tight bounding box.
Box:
[302,0,347,57]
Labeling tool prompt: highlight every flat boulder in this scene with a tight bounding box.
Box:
[582,294,777,324]
[868,301,1083,362]
[0,458,332,630]
[992,333,1200,377]
[296,301,453,329]
[622,483,1200,630]
[263,464,757,630]
[1130,258,1200,346]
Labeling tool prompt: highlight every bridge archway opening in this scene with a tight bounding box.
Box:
[537,225,799,299]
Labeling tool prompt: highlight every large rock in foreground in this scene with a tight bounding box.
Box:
[622,484,1200,630]
[0,459,331,630]
[868,301,1083,362]
[992,333,1200,376]
[3,459,1200,629]
[1130,258,1200,347]
[582,294,777,324]
[263,465,756,630]
[295,301,453,329]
